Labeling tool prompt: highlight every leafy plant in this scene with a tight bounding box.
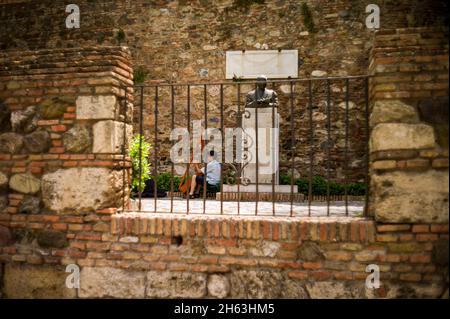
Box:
[279,173,366,196]
[301,2,316,33]
[155,172,182,192]
[129,134,152,195]
[133,66,149,84]
[116,29,126,43]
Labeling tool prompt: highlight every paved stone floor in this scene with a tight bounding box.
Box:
[131,198,365,217]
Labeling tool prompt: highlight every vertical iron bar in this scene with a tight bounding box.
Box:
[122,86,128,212]
[170,85,175,214]
[237,83,241,216]
[308,80,313,217]
[154,86,159,213]
[326,79,331,217]
[203,84,207,214]
[138,86,144,211]
[255,83,259,216]
[344,79,349,216]
[289,81,295,217]
[364,77,370,217]
[271,81,276,216]
[220,84,224,215]
[187,85,191,215]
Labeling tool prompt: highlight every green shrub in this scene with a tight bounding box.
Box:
[279,173,366,196]
[133,66,149,84]
[155,172,182,192]
[347,182,366,196]
[280,173,291,185]
[129,134,152,194]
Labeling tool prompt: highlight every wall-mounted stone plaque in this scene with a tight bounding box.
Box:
[226,50,298,79]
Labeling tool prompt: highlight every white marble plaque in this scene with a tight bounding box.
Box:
[226,50,298,79]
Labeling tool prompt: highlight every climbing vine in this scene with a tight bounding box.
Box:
[301,3,316,33]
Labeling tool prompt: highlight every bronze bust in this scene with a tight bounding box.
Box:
[245,75,278,108]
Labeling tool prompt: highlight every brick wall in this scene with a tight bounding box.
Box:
[1,211,448,298]
[0,47,134,216]
[0,47,135,297]
[1,0,448,183]
[0,28,448,298]
[368,27,449,223]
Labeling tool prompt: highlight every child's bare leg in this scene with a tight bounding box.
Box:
[189,175,197,195]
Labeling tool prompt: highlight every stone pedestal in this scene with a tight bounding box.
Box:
[221,107,298,201]
[242,107,280,184]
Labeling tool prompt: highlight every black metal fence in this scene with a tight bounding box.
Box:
[120,75,370,217]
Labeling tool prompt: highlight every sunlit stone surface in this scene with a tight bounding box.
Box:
[131,198,364,217]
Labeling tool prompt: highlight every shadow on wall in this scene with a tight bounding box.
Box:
[0,101,11,133]
[417,97,449,149]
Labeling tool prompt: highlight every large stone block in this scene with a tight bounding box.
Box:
[0,132,24,154]
[24,130,51,153]
[63,125,91,153]
[11,106,37,133]
[372,170,449,223]
[207,274,230,298]
[370,100,419,127]
[297,241,325,261]
[76,95,118,120]
[41,168,123,213]
[305,281,365,299]
[18,196,41,214]
[39,97,72,119]
[378,283,445,298]
[93,120,132,154]
[37,230,68,248]
[146,271,207,298]
[3,264,76,298]
[228,271,309,298]
[371,123,436,152]
[249,241,280,257]
[9,173,40,194]
[79,267,145,298]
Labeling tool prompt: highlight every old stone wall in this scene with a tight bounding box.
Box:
[1,0,448,183]
[1,0,448,78]
[0,46,134,215]
[0,46,134,297]
[368,27,449,223]
[0,8,448,299]
[1,211,448,298]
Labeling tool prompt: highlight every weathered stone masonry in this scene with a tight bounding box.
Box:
[0,46,135,297]
[0,8,448,299]
[368,27,449,224]
[1,0,447,182]
[0,46,134,213]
